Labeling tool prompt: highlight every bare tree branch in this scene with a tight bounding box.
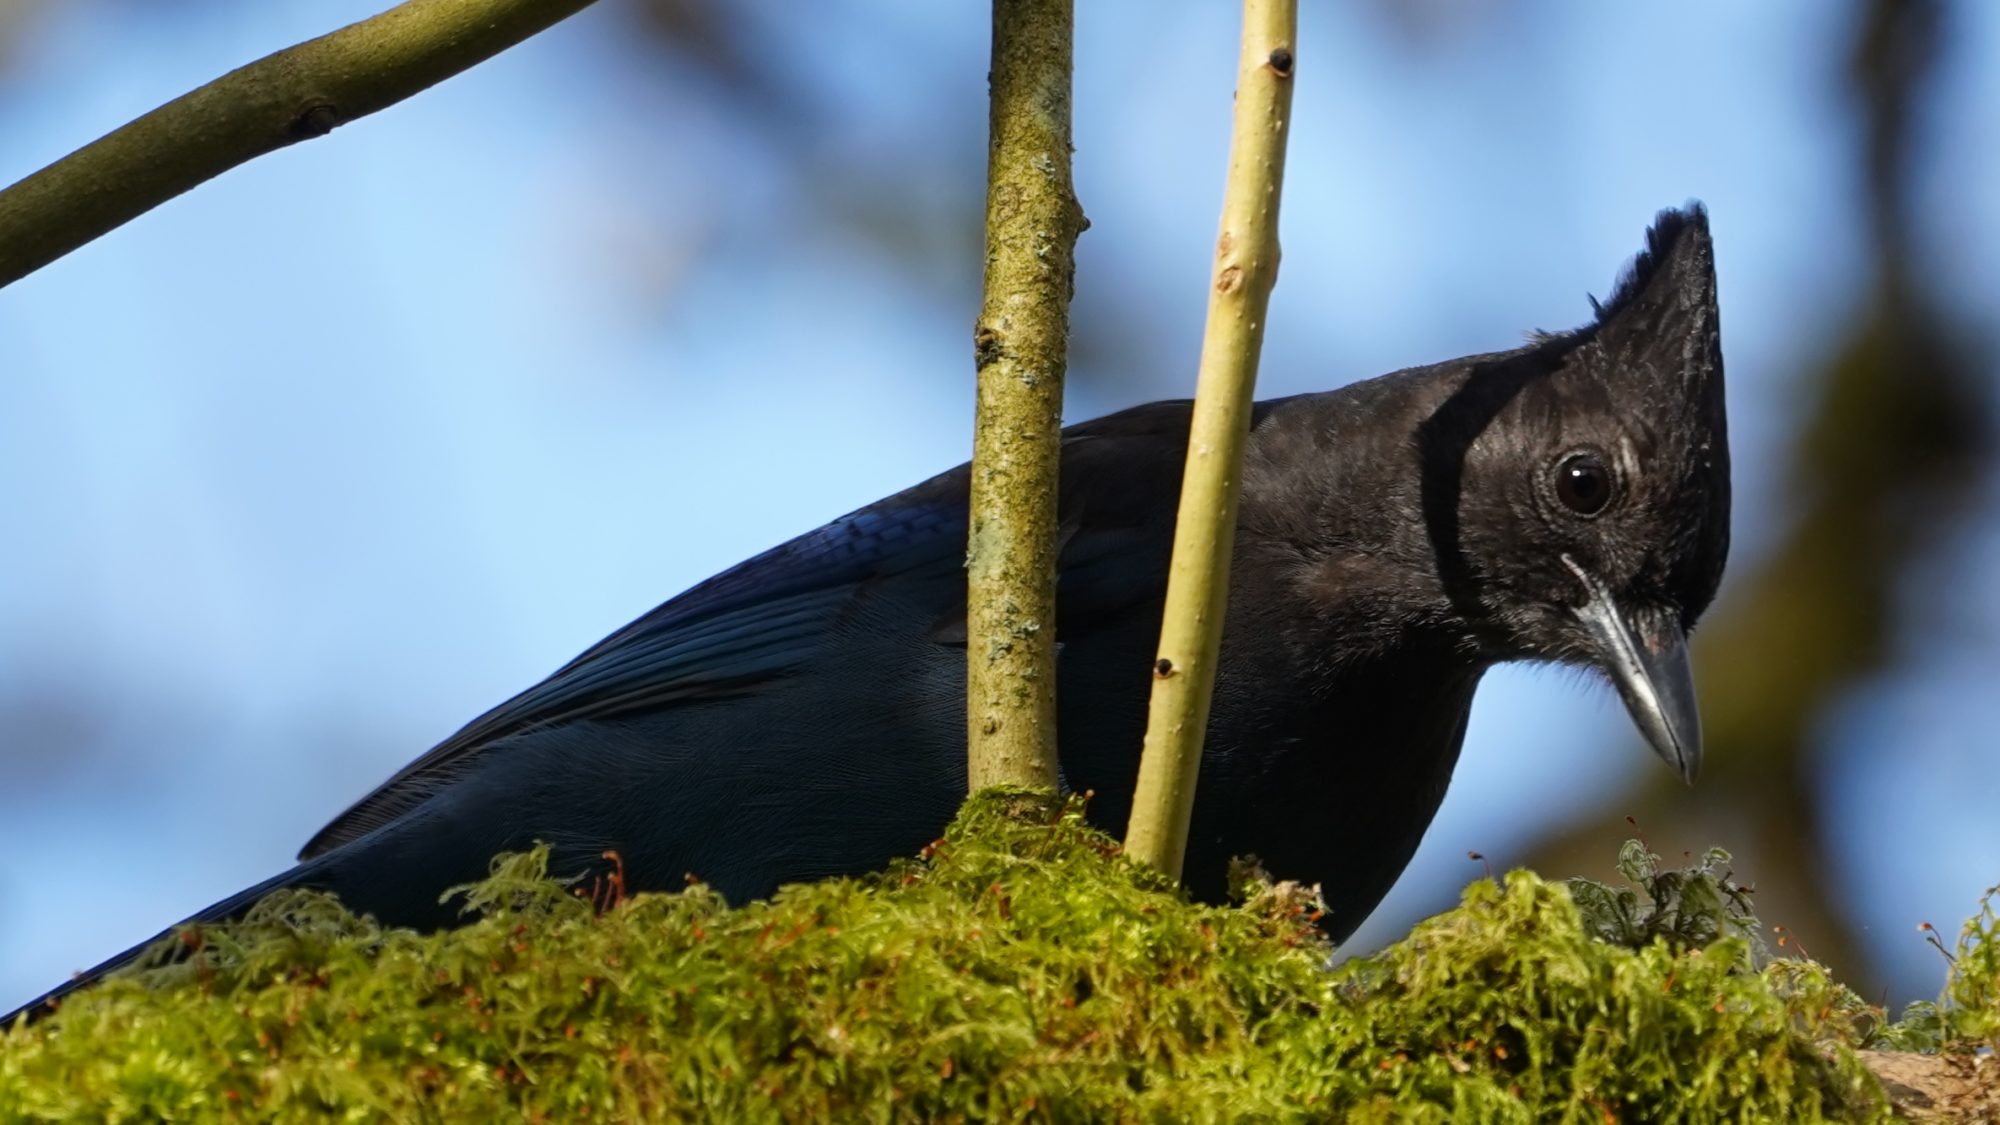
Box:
[0,0,599,288]
[1859,1050,2000,1123]
[964,0,1084,794]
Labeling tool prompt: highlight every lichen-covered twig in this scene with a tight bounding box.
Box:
[0,0,598,288]
[1125,0,1296,877]
[965,0,1086,793]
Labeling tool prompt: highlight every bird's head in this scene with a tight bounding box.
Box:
[1418,204,1730,782]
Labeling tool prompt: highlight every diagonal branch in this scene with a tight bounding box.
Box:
[1124,0,1297,877]
[0,0,599,288]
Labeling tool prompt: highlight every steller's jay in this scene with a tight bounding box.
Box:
[6,205,1728,1024]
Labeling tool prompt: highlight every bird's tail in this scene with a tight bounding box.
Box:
[2,856,332,1030]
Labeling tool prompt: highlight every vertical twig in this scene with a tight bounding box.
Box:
[966,0,1086,792]
[1125,0,1297,876]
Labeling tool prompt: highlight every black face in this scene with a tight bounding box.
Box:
[1432,205,1729,780]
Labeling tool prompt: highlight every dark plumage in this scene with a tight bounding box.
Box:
[7,204,1728,1024]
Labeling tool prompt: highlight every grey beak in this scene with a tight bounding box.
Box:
[1561,556,1703,783]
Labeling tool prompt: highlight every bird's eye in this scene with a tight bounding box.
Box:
[1553,452,1613,516]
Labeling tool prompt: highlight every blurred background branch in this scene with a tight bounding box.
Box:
[0,0,598,285]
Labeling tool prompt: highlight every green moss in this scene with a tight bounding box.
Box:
[1941,887,2000,1046]
[1564,840,1761,963]
[2,792,1982,1122]
[1874,883,2000,1054]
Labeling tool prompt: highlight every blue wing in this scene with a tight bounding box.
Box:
[299,492,969,858]
[299,403,1194,861]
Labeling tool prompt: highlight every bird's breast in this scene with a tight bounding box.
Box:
[1184,652,1486,939]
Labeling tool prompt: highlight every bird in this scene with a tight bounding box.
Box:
[5,204,1728,1025]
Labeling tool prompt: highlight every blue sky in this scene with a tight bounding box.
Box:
[0,1,1995,1013]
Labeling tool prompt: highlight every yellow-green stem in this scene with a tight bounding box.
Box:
[1125,0,1297,877]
